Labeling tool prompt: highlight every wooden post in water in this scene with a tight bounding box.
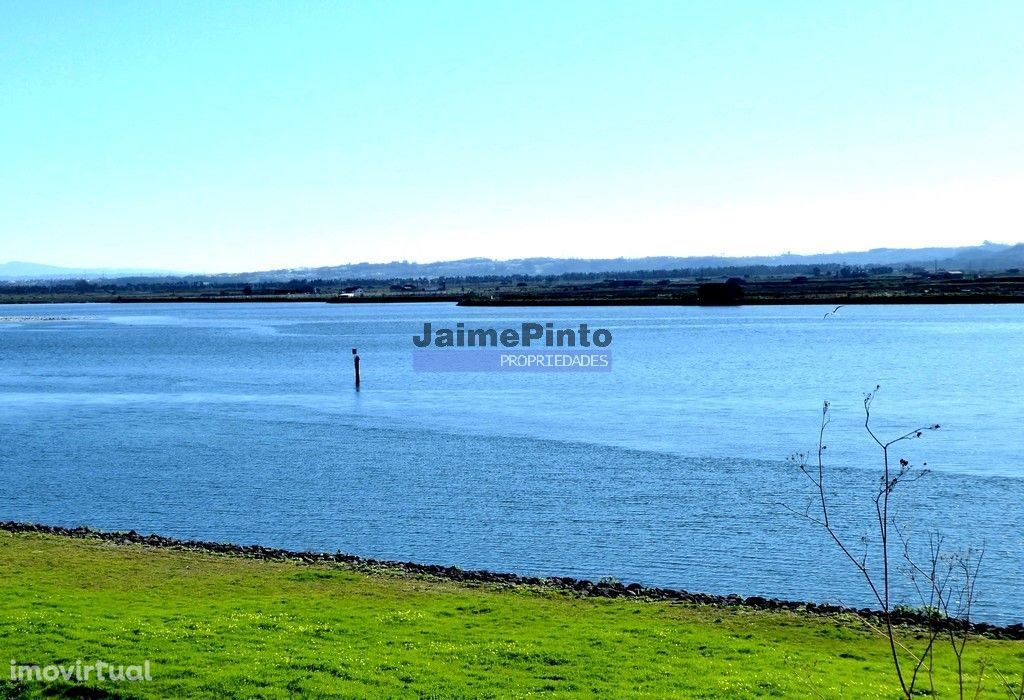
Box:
[352,348,361,390]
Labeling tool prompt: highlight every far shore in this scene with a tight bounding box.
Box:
[5,289,1024,308]
[7,271,1024,307]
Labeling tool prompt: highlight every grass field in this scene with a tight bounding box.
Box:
[0,532,1021,698]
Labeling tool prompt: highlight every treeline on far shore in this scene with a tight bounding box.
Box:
[5,263,1024,306]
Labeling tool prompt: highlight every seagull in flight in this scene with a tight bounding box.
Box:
[823,305,845,319]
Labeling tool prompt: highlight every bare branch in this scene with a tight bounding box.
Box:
[786,386,972,700]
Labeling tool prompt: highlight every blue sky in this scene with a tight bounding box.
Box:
[1,1,1022,272]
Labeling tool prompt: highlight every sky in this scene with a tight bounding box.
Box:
[1,1,1022,273]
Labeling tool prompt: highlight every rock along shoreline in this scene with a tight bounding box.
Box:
[3,520,1021,640]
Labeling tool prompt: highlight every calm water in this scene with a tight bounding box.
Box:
[1,303,1021,622]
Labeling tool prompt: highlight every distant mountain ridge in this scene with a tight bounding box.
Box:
[0,261,179,280]
[0,261,83,278]
[3,242,1022,282]
[224,241,1020,281]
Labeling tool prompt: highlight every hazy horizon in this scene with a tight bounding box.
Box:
[3,238,1021,280]
[3,2,1022,273]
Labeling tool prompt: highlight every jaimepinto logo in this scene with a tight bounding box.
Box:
[411,322,613,372]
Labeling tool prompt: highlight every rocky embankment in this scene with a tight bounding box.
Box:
[3,521,1021,640]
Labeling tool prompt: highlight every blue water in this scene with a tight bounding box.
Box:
[1,303,1021,622]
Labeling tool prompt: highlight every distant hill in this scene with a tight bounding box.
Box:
[4,242,1022,282]
[946,243,1024,271]
[0,261,179,280]
[0,261,83,279]
[223,241,1017,281]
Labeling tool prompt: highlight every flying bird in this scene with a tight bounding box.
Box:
[823,305,845,319]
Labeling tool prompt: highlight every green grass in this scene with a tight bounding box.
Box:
[0,532,1020,698]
